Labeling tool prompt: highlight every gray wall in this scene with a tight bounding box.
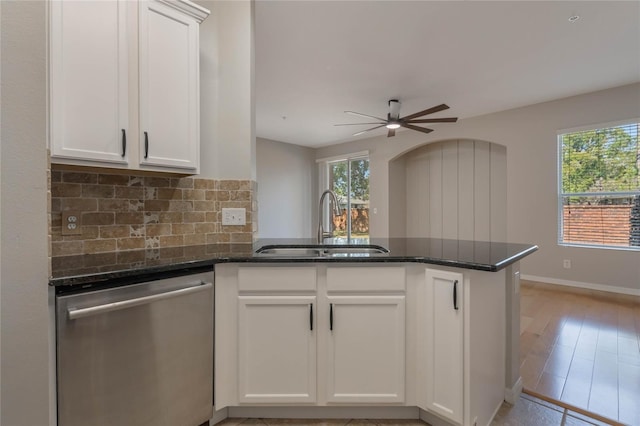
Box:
[256,137,316,238]
[316,83,640,294]
[1,1,53,425]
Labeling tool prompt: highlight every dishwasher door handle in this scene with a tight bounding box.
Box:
[68,282,212,320]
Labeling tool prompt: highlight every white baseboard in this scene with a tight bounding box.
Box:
[418,409,453,426]
[521,274,640,297]
[209,407,228,425]
[227,406,419,419]
[504,376,523,405]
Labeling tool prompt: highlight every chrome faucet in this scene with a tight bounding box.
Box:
[317,190,342,243]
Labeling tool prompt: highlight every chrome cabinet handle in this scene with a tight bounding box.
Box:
[453,279,459,310]
[68,282,212,320]
[121,129,126,157]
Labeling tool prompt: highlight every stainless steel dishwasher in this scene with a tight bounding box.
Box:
[56,270,214,426]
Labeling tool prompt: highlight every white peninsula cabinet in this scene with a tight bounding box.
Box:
[421,269,464,424]
[215,263,508,426]
[215,264,407,409]
[416,267,507,426]
[325,266,406,404]
[236,266,317,404]
[49,0,208,173]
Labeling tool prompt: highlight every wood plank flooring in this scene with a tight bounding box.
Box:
[520,280,640,425]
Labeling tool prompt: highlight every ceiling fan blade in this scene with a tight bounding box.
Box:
[400,104,449,121]
[401,123,434,134]
[345,111,387,122]
[387,128,396,138]
[352,124,387,136]
[334,122,385,126]
[406,117,458,124]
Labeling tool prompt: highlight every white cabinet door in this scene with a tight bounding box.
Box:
[139,0,200,171]
[238,295,316,404]
[50,0,129,165]
[325,295,405,403]
[423,269,464,424]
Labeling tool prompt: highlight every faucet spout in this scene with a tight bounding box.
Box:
[318,190,343,243]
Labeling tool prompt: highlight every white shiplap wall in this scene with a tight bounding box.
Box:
[403,140,506,242]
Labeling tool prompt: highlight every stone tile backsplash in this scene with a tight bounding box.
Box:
[50,167,257,257]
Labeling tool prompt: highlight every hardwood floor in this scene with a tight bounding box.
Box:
[520,280,640,425]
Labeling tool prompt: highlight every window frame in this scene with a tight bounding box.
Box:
[557,119,640,251]
[317,151,370,241]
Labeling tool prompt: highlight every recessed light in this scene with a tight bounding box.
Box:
[568,15,580,23]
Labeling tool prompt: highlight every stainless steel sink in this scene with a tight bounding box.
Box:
[254,245,389,257]
[323,247,388,255]
[255,247,325,257]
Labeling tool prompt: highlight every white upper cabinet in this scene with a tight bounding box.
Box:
[50,0,129,165]
[49,0,209,173]
[138,0,201,170]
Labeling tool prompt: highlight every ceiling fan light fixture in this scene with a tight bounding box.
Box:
[386,122,401,129]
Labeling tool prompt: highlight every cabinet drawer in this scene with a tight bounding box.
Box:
[238,267,317,292]
[327,266,405,292]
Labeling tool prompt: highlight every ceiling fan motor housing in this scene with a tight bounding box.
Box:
[388,99,401,120]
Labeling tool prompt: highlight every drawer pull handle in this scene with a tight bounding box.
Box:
[121,129,126,157]
[453,279,459,310]
[144,131,149,159]
[310,303,313,331]
[330,303,333,331]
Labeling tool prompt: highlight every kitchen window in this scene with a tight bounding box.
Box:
[558,121,639,250]
[320,153,370,241]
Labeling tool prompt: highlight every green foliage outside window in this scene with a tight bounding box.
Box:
[561,125,639,194]
[330,159,370,202]
[329,158,370,239]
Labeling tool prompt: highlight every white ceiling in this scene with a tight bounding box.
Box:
[254,1,640,148]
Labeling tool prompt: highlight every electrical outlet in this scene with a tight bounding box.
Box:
[222,208,246,226]
[61,211,82,235]
[563,259,571,269]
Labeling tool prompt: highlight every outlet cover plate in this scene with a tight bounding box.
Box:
[61,211,82,235]
[222,208,246,226]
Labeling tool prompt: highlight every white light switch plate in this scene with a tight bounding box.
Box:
[222,208,246,225]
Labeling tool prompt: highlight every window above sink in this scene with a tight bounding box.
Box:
[319,152,370,242]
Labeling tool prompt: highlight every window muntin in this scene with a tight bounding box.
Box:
[326,156,370,241]
[559,122,639,249]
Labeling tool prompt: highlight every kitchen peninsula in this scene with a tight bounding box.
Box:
[50,238,537,426]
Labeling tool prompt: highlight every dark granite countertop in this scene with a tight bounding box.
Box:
[50,238,538,288]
